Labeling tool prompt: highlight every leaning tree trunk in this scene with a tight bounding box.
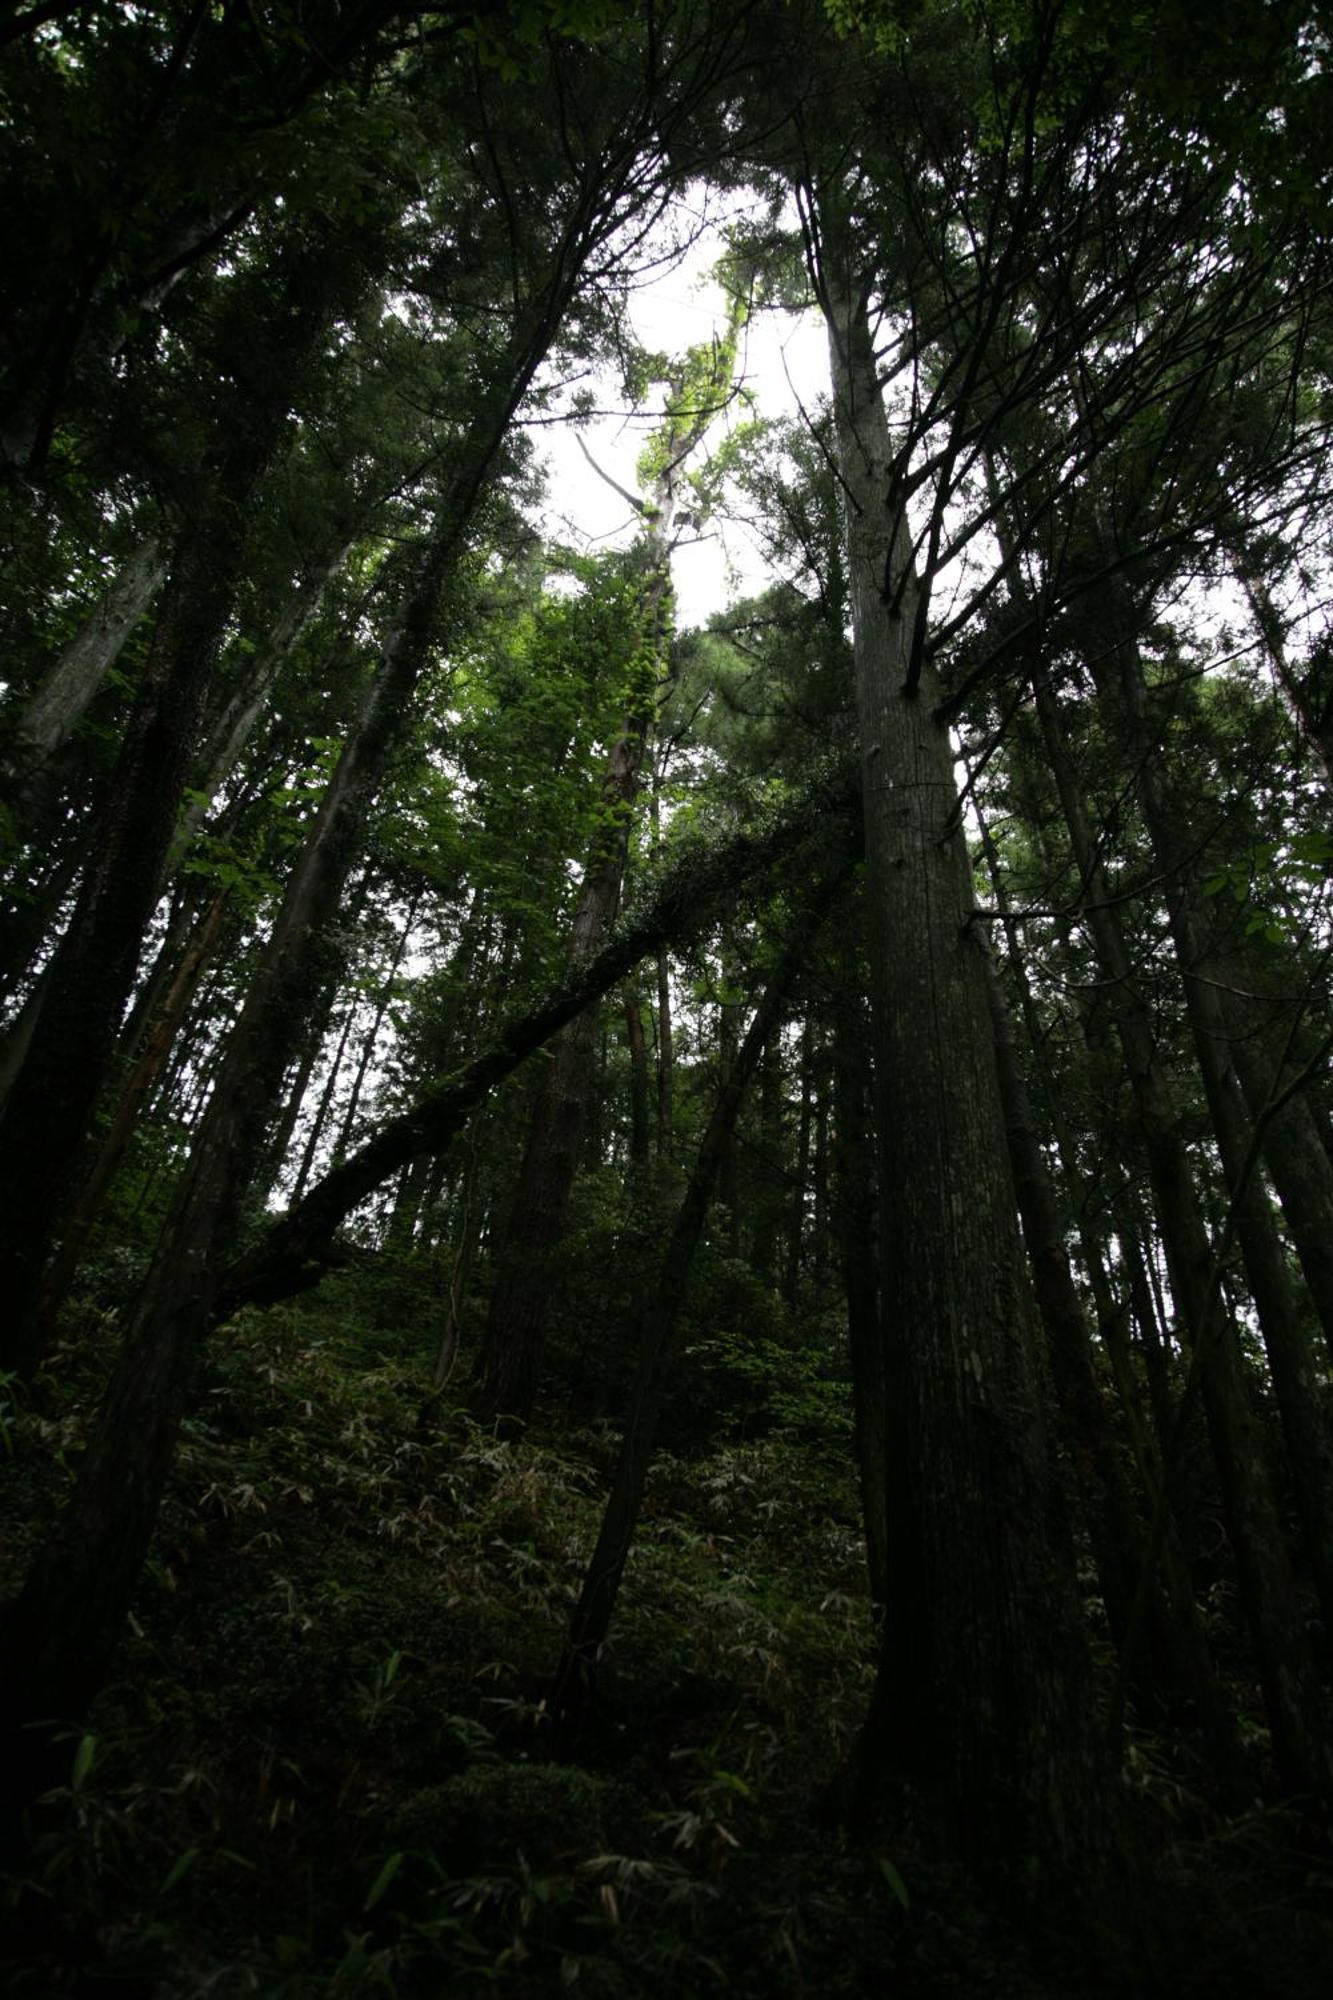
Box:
[165,540,357,876]
[0,241,357,1382]
[36,885,233,1327]
[214,764,860,1319]
[0,294,575,1802]
[818,196,1107,1869]
[9,534,165,779]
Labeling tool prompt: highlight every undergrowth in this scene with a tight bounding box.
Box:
[1,1291,1329,1996]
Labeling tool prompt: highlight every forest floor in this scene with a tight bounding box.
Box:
[2,1275,1331,1997]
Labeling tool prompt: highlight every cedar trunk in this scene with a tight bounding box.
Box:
[820,201,1105,1866]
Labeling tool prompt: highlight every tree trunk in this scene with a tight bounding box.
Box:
[654,945,674,1161]
[217,769,860,1319]
[432,1117,488,1392]
[717,961,743,1258]
[472,948,622,1427]
[622,983,651,1165]
[830,961,888,1613]
[1224,981,1333,1365]
[782,1014,814,1306]
[255,986,339,1207]
[753,1031,783,1282]
[10,536,166,774]
[0,249,626,1796]
[37,886,232,1324]
[0,835,88,1005]
[0,249,350,1381]
[1239,565,1333,794]
[332,895,418,1166]
[552,877,840,1725]
[820,201,1107,1867]
[474,448,681,1428]
[971,785,1233,1730]
[1032,664,1332,1800]
[982,942,1245,1792]
[1110,632,1333,1640]
[165,544,355,875]
[290,1001,357,1205]
[811,1045,830,1302]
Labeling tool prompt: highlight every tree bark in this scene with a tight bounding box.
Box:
[37,885,232,1325]
[1110,631,1333,1641]
[1224,981,1333,1366]
[0,245,353,1380]
[552,876,842,1726]
[782,1013,814,1306]
[830,961,888,1614]
[819,198,1107,1867]
[218,768,859,1318]
[982,942,1245,1793]
[9,536,165,774]
[1031,663,1332,1799]
[622,983,651,1166]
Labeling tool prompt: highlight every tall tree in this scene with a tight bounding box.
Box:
[474,294,748,1425]
[811,177,1108,1867]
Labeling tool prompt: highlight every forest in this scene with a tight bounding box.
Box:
[1,0,1332,1992]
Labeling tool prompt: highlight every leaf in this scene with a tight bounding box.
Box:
[71,1734,96,1792]
[879,1855,911,1912]
[160,1847,200,1895]
[364,1850,404,1911]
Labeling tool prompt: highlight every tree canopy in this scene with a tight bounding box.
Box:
[2,3,1332,1992]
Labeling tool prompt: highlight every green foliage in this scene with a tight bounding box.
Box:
[0,1291,883,1995]
[5,6,1333,1994]
[633,289,749,496]
[1204,830,1333,945]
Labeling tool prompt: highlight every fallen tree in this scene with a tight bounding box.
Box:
[221,757,860,1315]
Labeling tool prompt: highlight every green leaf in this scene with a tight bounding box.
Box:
[71,1734,96,1792]
[364,1850,404,1911]
[879,1855,911,1912]
[159,1847,200,1895]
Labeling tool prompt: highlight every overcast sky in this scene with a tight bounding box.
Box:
[533,196,829,627]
